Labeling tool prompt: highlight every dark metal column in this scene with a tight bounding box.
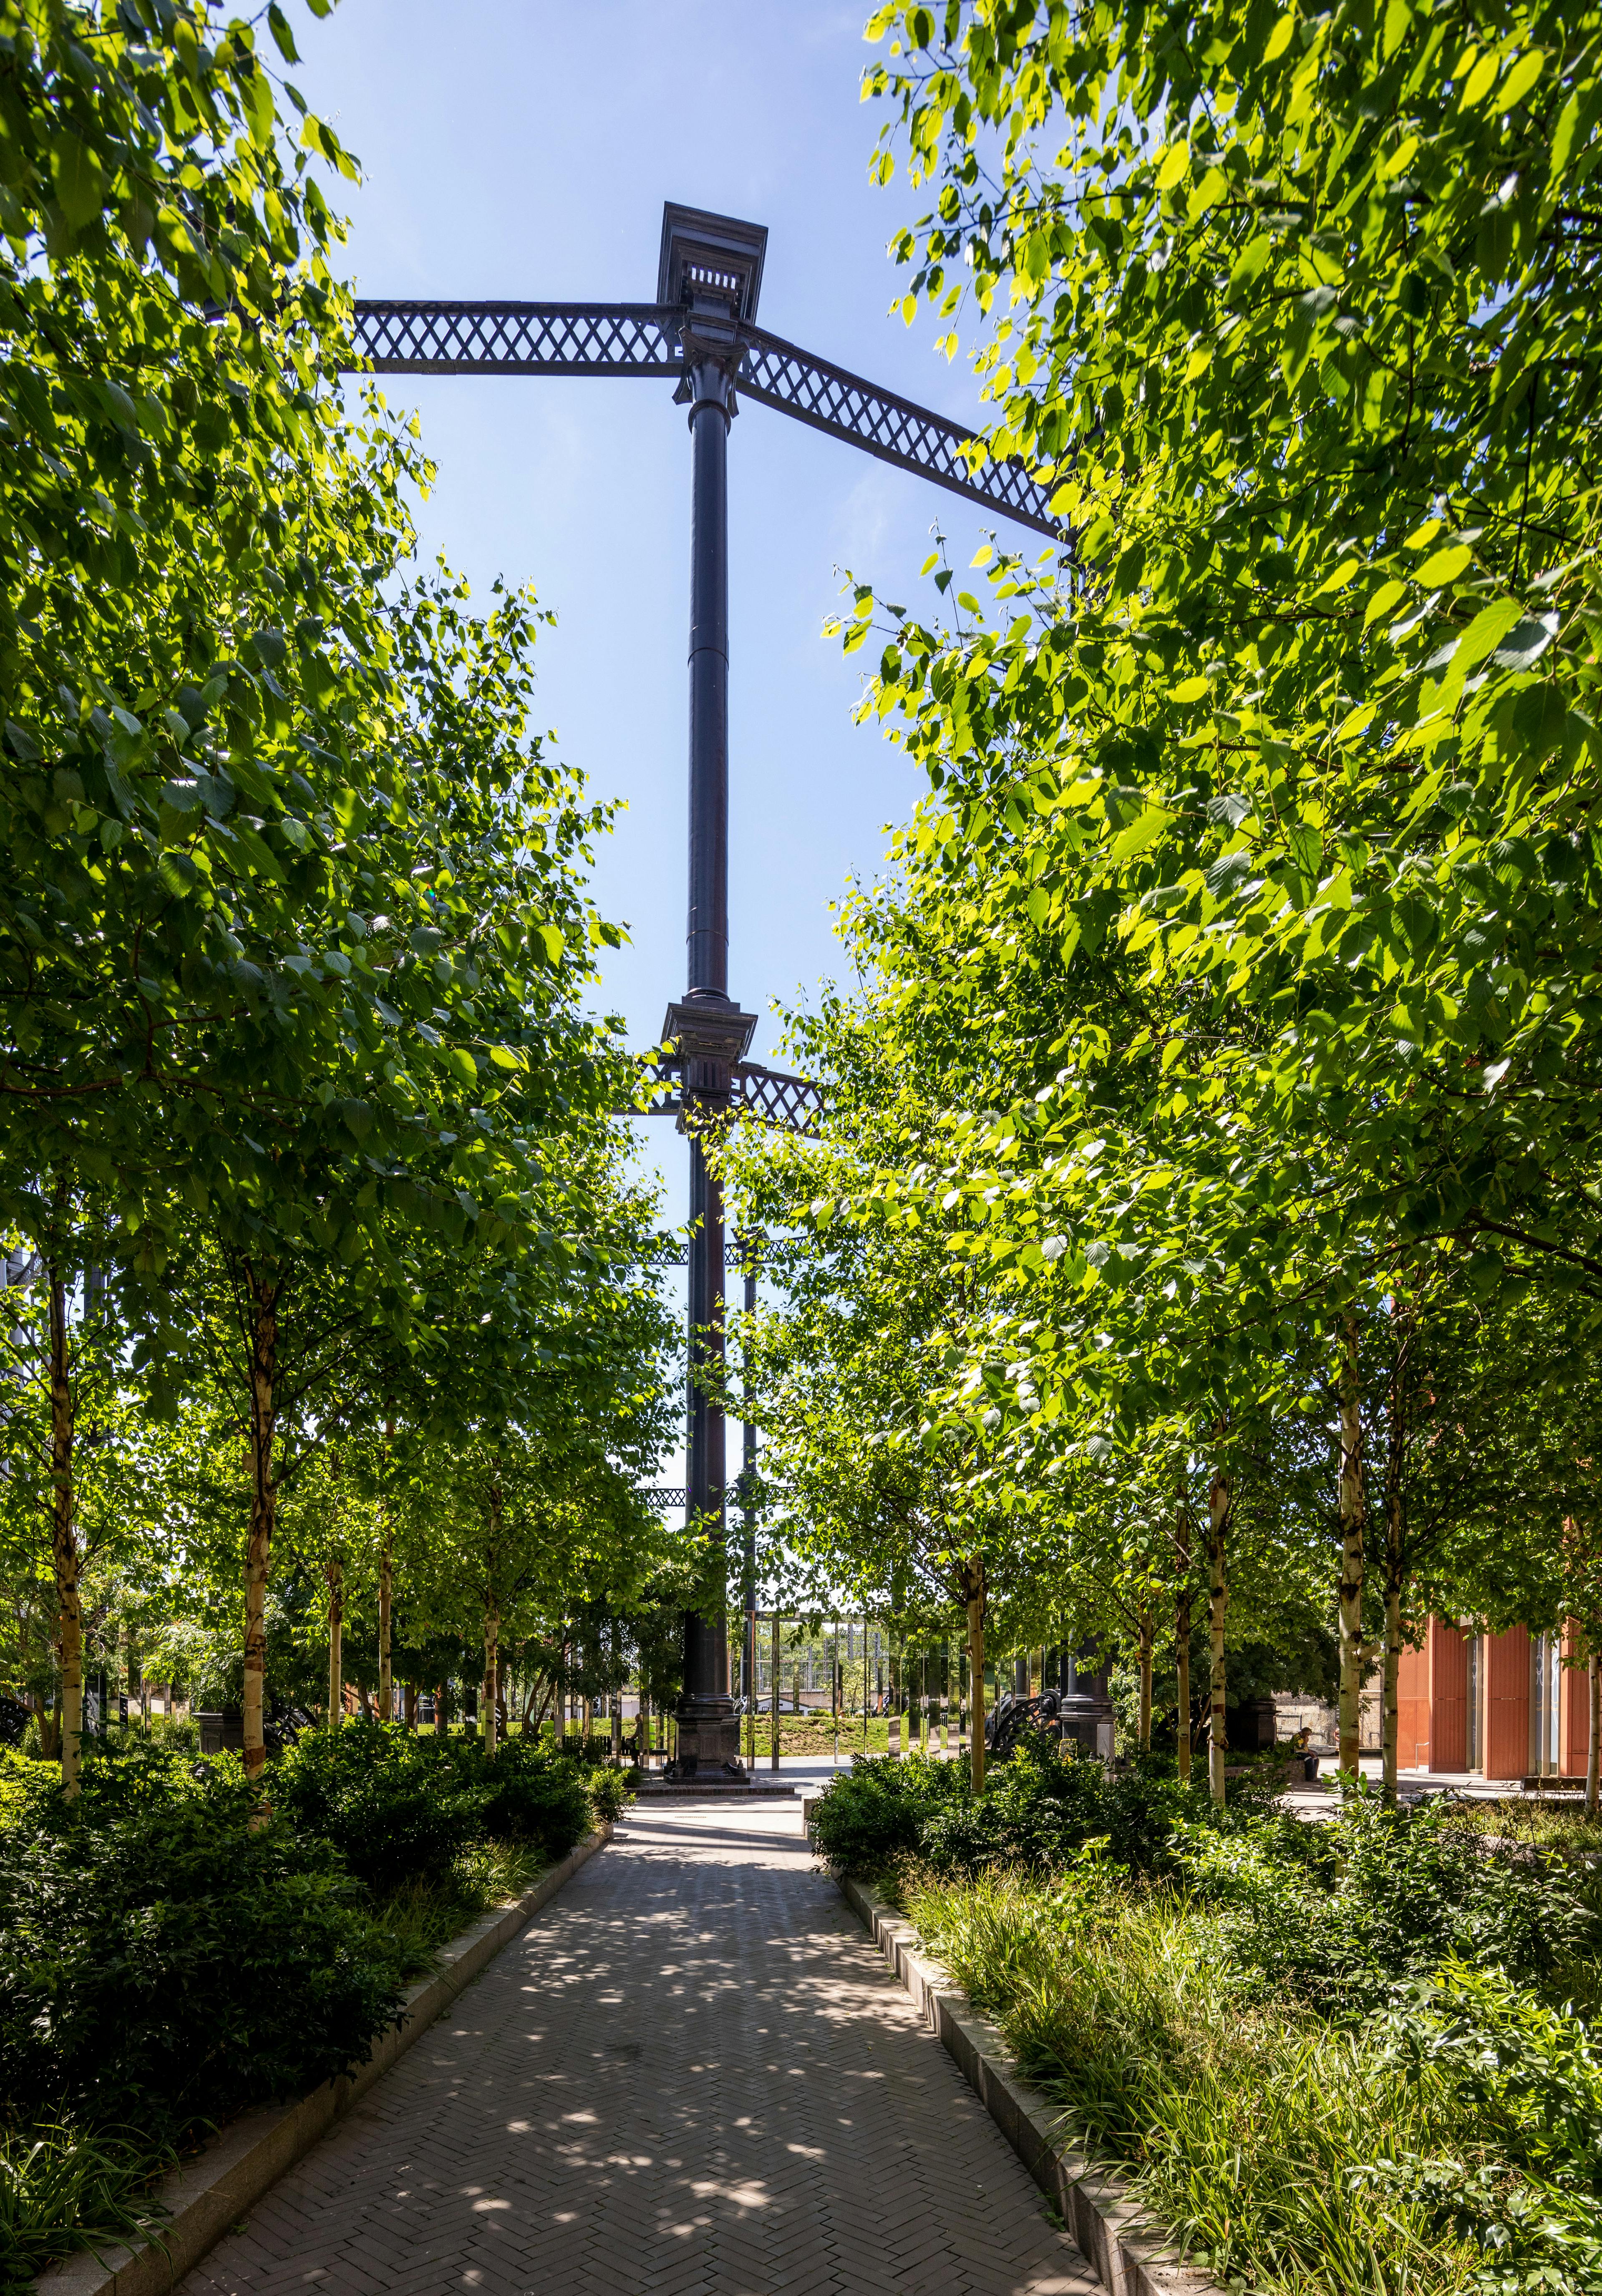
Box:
[742,1250,758,1765]
[686,364,729,998]
[655,209,767,1781]
[680,1124,729,1734]
[667,347,753,1778]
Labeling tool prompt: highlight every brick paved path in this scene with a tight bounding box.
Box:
[181,1797,1097,2296]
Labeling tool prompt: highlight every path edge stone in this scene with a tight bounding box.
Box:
[840,1874,1225,2296]
[37,1823,614,2296]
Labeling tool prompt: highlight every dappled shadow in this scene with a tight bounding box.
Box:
[180,1804,1096,2296]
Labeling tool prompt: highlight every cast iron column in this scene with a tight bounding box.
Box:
[675,351,741,1774]
[742,1250,758,1764]
[686,361,730,999]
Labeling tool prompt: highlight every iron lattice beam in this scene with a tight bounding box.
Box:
[351,301,680,377]
[636,1056,825,1135]
[639,1479,759,1516]
[348,302,1060,539]
[736,323,1055,539]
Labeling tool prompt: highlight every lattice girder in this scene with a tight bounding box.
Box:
[348,302,1061,538]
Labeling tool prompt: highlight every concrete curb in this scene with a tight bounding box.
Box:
[39,1825,612,2296]
[841,1876,1224,2296]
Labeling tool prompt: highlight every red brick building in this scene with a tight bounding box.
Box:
[1396,1622,1590,1779]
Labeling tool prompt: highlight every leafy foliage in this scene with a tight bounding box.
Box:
[271,1720,486,1897]
[0,1746,404,2128]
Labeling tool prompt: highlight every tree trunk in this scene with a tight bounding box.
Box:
[377,1414,394,1719]
[1588,1652,1599,1818]
[242,1267,279,1782]
[1136,1607,1154,1754]
[435,1680,447,1737]
[1207,1470,1231,1805]
[967,1560,987,1793]
[1175,1506,1193,1786]
[1379,1302,1416,1811]
[1337,1317,1367,1781]
[403,1681,417,1728]
[483,1465,503,1758]
[482,1602,499,1758]
[46,1257,82,1798]
[1381,1578,1402,1810]
[376,1540,392,1722]
[325,1555,344,1728]
[1380,1401,1407,1811]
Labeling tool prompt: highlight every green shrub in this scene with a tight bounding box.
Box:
[810,1738,1236,1882]
[1181,1794,1602,2017]
[274,1722,484,1896]
[578,1758,634,1824]
[1363,1960,1602,2286]
[466,1739,592,1858]
[0,1752,55,1836]
[0,1752,405,2129]
[809,1751,967,1877]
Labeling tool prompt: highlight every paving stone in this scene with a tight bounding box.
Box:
[177,1797,1098,2296]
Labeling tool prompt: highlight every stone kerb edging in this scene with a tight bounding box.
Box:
[840,1875,1225,2296]
[39,1823,614,2296]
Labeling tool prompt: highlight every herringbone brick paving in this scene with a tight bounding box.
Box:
[180,1794,1098,2296]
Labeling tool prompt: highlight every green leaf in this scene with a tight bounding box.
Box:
[1414,545,1473,588]
[247,627,289,670]
[1453,597,1524,675]
[1498,50,1544,109]
[1227,234,1274,295]
[1490,615,1558,671]
[52,135,104,233]
[1155,141,1189,191]
[267,4,300,62]
[1511,683,1566,757]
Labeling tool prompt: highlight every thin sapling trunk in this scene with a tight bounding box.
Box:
[325,1555,343,1728]
[377,1414,394,1718]
[1381,1579,1403,1809]
[1207,1469,1231,1806]
[1337,1317,1367,1780]
[1175,1506,1193,1786]
[1136,1606,1154,1753]
[47,1258,82,1799]
[242,1267,280,1782]
[377,1538,392,1722]
[482,1602,500,1758]
[966,1559,986,1793]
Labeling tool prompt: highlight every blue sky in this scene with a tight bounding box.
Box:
[290,1,1019,1483]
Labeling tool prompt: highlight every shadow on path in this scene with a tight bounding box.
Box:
[180,1800,1096,2296]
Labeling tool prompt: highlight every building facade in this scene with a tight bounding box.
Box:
[1396,1621,1589,1779]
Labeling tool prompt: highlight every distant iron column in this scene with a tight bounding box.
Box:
[742,1249,758,1768]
